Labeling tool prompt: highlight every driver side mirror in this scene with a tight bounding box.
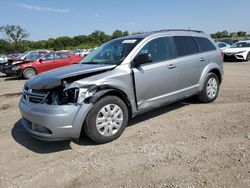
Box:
[38,59,43,63]
[133,53,152,67]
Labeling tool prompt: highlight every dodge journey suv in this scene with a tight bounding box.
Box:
[19,30,223,143]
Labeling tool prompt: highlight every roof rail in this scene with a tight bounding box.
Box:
[156,29,204,33]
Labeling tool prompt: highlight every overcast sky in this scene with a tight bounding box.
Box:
[1,0,250,41]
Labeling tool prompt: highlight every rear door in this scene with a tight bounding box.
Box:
[172,36,204,92]
[55,53,72,67]
[132,37,180,110]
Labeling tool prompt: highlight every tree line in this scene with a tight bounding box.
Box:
[0,25,249,54]
[0,25,129,54]
[210,30,248,39]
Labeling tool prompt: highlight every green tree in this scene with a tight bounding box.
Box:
[230,32,237,37]
[221,30,229,38]
[111,30,123,39]
[237,31,247,37]
[122,31,129,36]
[0,39,12,54]
[0,25,29,52]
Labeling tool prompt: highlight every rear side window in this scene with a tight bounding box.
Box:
[138,37,173,62]
[195,37,216,52]
[56,53,70,59]
[42,54,56,61]
[173,36,198,57]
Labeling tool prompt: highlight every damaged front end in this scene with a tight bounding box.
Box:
[23,81,97,106]
[19,63,120,140]
[20,80,97,141]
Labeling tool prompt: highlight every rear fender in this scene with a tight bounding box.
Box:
[198,63,222,91]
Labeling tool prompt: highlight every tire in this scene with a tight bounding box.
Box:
[22,68,36,79]
[199,73,219,103]
[84,96,128,144]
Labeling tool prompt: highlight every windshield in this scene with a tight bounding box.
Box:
[16,52,28,59]
[81,38,142,65]
[26,53,44,61]
[231,42,250,48]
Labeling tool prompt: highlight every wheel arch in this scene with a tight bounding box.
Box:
[198,63,222,91]
[89,88,133,118]
[77,88,132,140]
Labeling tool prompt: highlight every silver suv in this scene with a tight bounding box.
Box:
[19,30,223,143]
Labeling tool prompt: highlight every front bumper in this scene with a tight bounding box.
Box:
[19,98,93,141]
[223,51,248,61]
[0,66,16,75]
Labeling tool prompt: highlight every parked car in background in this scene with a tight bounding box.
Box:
[0,54,8,64]
[216,38,237,45]
[10,52,83,79]
[19,30,223,143]
[70,48,96,57]
[70,49,84,56]
[0,50,50,76]
[8,50,50,63]
[216,42,231,50]
[223,40,250,61]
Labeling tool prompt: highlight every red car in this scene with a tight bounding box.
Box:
[10,52,83,79]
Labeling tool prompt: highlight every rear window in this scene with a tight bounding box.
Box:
[173,36,198,57]
[195,37,216,52]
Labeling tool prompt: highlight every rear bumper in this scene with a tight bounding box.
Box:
[19,97,93,141]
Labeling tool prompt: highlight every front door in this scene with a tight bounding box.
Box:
[132,37,180,110]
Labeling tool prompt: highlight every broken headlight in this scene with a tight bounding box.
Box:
[49,88,79,105]
[77,88,97,103]
[49,87,96,105]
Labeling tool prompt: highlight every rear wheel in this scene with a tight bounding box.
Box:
[22,68,36,79]
[84,96,128,143]
[199,73,219,103]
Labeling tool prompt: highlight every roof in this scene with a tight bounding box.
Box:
[118,29,206,40]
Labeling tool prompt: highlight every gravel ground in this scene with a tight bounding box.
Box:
[0,62,249,188]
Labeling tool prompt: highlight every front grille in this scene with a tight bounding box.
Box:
[23,87,48,104]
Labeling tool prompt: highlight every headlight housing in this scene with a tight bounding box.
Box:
[48,87,96,105]
[49,88,79,105]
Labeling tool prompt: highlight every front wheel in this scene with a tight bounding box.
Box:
[199,73,219,103]
[22,68,36,79]
[84,96,128,143]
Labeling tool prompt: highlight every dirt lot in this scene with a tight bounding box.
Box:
[0,62,249,188]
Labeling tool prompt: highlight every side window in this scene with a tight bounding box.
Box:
[138,37,173,62]
[173,36,198,57]
[42,54,56,61]
[56,53,70,59]
[195,37,216,52]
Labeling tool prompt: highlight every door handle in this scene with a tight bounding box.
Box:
[168,64,176,69]
[200,57,206,62]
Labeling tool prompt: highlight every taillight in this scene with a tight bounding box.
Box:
[221,51,224,59]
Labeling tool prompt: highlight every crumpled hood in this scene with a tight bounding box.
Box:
[26,64,116,90]
[12,60,32,65]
